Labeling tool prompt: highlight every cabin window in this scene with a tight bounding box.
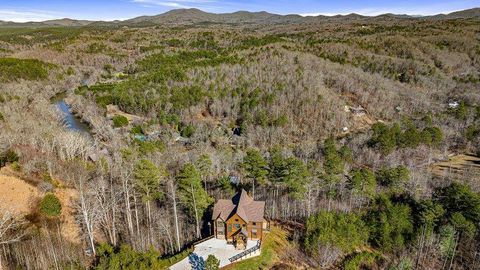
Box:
[228,224,232,231]
[235,219,239,222]
[252,222,256,226]
[234,224,241,229]
[252,228,258,238]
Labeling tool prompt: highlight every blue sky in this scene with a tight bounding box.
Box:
[0,0,479,22]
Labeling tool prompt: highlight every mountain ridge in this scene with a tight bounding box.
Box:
[0,7,478,27]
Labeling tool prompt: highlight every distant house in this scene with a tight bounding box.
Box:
[349,106,367,116]
[448,101,460,109]
[172,132,189,144]
[345,105,367,116]
[212,190,267,250]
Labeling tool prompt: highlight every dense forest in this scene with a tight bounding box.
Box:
[0,8,479,270]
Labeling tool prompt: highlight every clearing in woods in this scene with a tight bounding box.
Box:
[430,154,480,179]
[0,166,40,215]
[0,166,81,243]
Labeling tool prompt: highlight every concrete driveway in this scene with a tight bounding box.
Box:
[170,238,260,270]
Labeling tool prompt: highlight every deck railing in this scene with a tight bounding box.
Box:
[228,240,261,263]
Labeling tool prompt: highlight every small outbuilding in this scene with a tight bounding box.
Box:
[448,101,460,109]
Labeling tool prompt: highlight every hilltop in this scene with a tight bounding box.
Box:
[0,7,479,27]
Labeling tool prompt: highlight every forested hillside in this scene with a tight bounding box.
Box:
[0,9,479,269]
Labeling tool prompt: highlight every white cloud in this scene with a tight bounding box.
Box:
[132,0,216,9]
[0,9,60,22]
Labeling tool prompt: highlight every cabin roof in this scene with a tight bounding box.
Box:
[212,189,265,223]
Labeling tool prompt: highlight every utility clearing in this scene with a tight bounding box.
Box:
[430,154,480,179]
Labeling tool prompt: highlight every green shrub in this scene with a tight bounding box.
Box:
[112,115,129,128]
[366,194,414,252]
[415,199,444,235]
[159,112,180,126]
[130,125,144,135]
[39,193,62,217]
[323,137,345,175]
[344,252,378,270]
[0,149,19,167]
[450,101,468,120]
[11,161,21,171]
[349,168,377,198]
[0,112,4,121]
[42,172,53,183]
[5,149,18,163]
[0,57,52,82]
[218,175,235,195]
[85,42,110,54]
[370,121,443,154]
[205,255,220,270]
[450,212,476,237]
[273,114,288,127]
[376,166,410,190]
[94,243,191,269]
[434,183,480,229]
[422,126,443,145]
[439,225,456,259]
[66,67,75,76]
[170,85,206,110]
[135,140,166,155]
[180,124,195,138]
[388,257,413,270]
[304,210,369,254]
[466,125,480,141]
[369,122,399,154]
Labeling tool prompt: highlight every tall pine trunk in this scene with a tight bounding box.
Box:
[191,183,201,239]
[170,182,181,251]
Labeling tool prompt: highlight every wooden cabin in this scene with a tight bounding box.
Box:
[212,189,266,249]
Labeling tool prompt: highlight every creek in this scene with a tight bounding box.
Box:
[51,92,91,135]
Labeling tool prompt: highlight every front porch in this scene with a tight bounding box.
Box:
[169,238,260,270]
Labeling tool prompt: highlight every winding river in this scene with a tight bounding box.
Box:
[51,92,91,134]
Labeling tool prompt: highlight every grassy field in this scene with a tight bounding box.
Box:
[225,226,289,270]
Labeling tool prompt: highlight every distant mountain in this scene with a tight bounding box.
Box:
[41,18,93,27]
[0,18,94,28]
[0,7,479,28]
[427,8,480,19]
[124,8,305,25]
[119,7,480,26]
